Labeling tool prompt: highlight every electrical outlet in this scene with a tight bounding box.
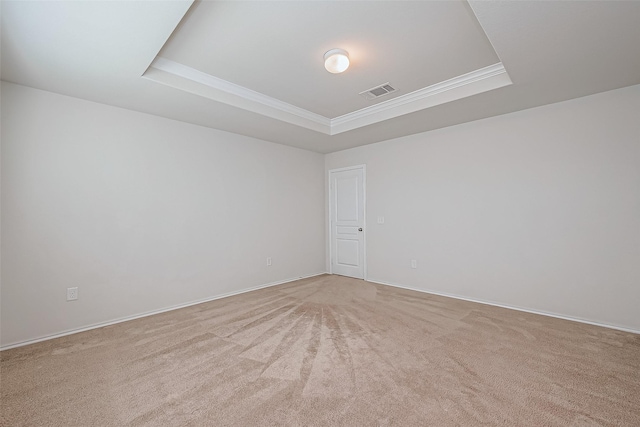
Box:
[377,216,385,224]
[67,287,78,301]
[267,257,272,266]
[411,259,417,269]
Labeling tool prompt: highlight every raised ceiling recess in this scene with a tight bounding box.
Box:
[143,0,511,136]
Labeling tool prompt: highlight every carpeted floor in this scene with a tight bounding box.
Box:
[1,274,639,426]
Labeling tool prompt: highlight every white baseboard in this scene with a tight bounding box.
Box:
[367,277,640,335]
[0,272,328,351]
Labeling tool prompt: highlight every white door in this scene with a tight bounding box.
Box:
[329,166,365,279]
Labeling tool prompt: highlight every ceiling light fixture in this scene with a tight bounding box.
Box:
[324,48,350,74]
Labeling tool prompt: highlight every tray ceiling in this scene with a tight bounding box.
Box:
[144,1,511,135]
[2,1,639,153]
[157,1,501,118]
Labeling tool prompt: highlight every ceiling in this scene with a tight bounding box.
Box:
[2,1,640,153]
[157,1,500,118]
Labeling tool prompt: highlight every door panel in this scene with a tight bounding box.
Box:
[330,166,365,279]
[336,226,358,236]
[336,176,359,221]
[337,239,359,266]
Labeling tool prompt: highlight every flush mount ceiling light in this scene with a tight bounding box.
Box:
[324,48,350,74]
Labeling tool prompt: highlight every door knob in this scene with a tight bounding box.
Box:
[358,228,363,231]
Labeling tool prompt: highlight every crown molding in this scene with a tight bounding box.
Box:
[329,63,510,134]
[146,57,332,134]
[143,58,511,136]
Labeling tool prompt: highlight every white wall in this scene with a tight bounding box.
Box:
[326,84,640,332]
[1,82,326,347]
[2,82,638,348]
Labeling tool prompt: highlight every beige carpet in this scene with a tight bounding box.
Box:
[1,274,639,426]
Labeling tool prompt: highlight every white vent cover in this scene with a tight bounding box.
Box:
[359,83,397,100]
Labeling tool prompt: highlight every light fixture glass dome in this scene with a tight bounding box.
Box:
[324,48,350,74]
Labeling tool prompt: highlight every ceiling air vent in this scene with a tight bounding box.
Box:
[359,83,397,100]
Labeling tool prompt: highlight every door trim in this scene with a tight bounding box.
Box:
[328,164,367,280]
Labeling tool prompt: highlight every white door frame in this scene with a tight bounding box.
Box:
[328,164,367,280]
